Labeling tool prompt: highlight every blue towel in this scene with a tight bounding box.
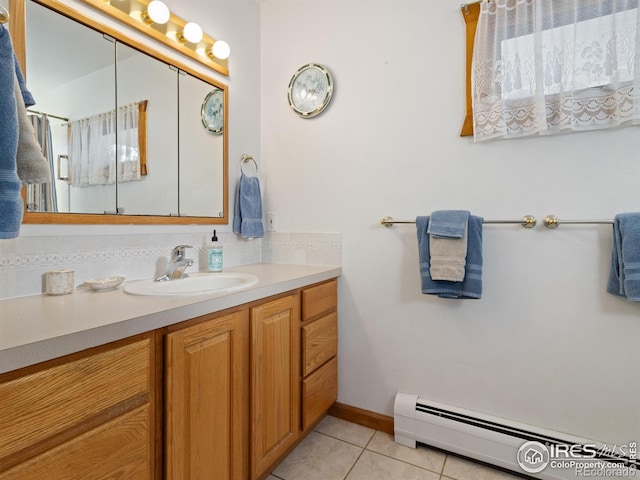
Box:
[427,210,470,238]
[0,25,24,239]
[417,215,483,299]
[607,213,640,301]
[14,55,35,108]
[233,173,264,239]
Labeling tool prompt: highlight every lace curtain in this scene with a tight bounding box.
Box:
[68,102,142,186]
[472,0,640,141]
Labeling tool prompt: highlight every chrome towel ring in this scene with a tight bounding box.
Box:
[240,154,259,176]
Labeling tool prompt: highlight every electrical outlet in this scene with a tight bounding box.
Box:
[266,212,277,232]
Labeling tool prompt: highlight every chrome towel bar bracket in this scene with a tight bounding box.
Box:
[0,6,9,24]
[543,215,613,228]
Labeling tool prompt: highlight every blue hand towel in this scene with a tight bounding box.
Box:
[0,25,24,239]
[427,210,470,238]
[233,173,264,239]
[417,215,483,299]
[428,210,470,281]
[607,213,640,301]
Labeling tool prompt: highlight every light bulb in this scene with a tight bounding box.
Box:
[181,22,203,43]
[145,0,170,25]
[211,40,230,60]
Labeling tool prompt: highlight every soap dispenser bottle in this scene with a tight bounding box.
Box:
[207,230,223,272]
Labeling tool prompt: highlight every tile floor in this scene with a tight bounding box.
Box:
[268,416,528,480]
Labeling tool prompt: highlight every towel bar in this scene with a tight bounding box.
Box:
[0,6,9,24]
[381,215,537,229]
[26,109,70,122]
[543,215,613,228]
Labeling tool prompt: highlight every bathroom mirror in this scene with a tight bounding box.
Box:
[14,0,228,224]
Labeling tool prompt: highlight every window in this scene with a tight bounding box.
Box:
[466,0,640,141]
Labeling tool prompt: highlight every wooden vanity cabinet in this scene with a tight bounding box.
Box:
[249,294,300,480]
[163,281,337,480]
[0,276,338,480]
[0,333,157,480]
[300,279,338,432]
[165,309,248,480]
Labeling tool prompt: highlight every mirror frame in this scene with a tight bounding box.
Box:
[10,0,229,225]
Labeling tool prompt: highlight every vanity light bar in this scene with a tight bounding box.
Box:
[79,0,229,76]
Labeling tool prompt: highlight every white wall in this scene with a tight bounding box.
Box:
[260,0,640,445]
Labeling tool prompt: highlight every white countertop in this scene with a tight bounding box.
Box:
[0,263,341,374]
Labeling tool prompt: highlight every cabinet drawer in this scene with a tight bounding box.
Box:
[301,357,337,431]
[0,404,153,480]
[302,312,337,377]
[301,280,337,322]
[0,338,152,462]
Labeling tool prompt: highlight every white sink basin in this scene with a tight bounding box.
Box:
[124,272,259,296]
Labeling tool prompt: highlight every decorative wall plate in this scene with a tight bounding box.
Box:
[201,89,224,134]
[287,63,334,118]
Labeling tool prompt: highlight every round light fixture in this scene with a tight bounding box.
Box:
[210,40,230,60]
[145,0,170,25]
[181,22,203,43]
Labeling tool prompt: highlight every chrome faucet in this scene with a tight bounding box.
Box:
[155,245,194,281]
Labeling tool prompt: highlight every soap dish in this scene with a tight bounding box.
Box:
[86,276,125,291]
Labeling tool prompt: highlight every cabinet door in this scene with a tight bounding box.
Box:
[250,295,300,480]
[165,310,247,480]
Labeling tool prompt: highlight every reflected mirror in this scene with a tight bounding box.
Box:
[18,0,228,224]
[116,41,178,216]
[179,72,225,218]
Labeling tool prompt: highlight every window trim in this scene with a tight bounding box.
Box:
[460,2,481,137]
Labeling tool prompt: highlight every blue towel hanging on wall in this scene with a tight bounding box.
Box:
[233,173,264,239]
[607,213,640,301]
[416,215,483,299]
[0,25,26,239]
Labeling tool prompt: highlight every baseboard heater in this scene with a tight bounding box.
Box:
[394,392,638,480]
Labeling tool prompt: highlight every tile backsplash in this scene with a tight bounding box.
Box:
[0,231,341,299]
[263,232,342,266]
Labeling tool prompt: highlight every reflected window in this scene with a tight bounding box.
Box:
[68,100,147,186]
